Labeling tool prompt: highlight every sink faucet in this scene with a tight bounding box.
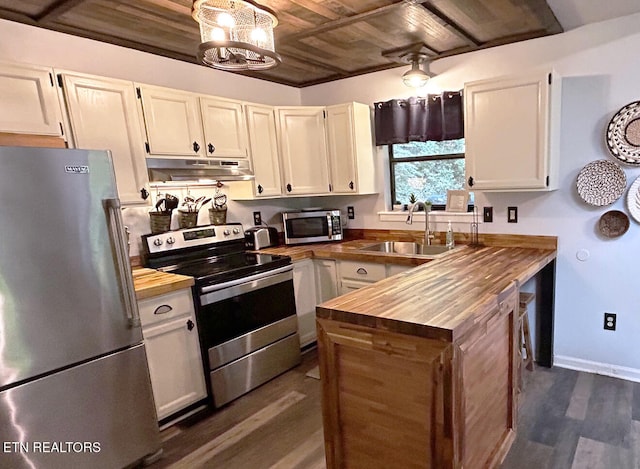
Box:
[406,201,434,245]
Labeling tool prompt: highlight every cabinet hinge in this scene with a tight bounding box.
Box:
[145,142,150,153]
[59,122,64,136]
[136,87,141,99]
[56,74,63,88]
[546,175,549,187]
[49,72,54,87]
[329,183,332,192]
[548,73,552,85]
[323,110,326,119]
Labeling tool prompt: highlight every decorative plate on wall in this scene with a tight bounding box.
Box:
[606,100,640,165]
[627,175,640,223]
[576,160,627,206]
[598,210,630,238]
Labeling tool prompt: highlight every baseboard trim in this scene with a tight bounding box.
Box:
[554,355,640,383]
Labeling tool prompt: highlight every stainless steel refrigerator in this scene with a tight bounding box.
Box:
[0,147,160,468]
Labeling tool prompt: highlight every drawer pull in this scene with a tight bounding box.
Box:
[153,304,173,315]
[356,267,368,275]
[187,319,195,331]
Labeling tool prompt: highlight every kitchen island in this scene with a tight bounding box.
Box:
[314,240,556,469]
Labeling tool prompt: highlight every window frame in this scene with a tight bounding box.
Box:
[388,144,470,211]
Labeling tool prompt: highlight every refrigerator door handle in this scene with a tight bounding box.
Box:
[105,198,141,328]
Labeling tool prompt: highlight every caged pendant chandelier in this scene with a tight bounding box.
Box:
[192,0,282,71]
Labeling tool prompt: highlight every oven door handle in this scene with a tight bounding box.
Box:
[199,265,293,305]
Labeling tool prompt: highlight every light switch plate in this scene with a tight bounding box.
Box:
[483,206,493,223]
[507,206,518,223]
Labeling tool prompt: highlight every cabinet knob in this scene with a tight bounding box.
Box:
[356,267,368,275]
[467,176,474,187]
[187,319,195,331]
[140,187,150,200]
[286,183,292,192]
[193,141,200,153]
[208,143,215,154]
[257,184,263,194]
[349,181,354,190]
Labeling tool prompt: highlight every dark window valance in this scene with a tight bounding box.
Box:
[373,92,464,146]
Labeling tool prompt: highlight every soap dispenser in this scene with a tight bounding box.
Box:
[446,221,455,248]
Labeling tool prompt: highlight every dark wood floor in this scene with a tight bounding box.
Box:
[148,348,640,468]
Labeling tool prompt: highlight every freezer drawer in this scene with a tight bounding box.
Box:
[0,344,160,469]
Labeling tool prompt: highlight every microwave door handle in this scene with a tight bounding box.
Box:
[327,213,333,240]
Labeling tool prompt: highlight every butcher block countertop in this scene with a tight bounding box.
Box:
[317,244,556,342]
[132,268,194,300]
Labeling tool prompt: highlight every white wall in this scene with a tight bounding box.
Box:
[300,13,640,378]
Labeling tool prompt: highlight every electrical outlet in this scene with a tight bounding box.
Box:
[253,211,262,226]
[604,313,616,331]
[483,206,493,223]
[507,206,518,223]
[347,206,355,219]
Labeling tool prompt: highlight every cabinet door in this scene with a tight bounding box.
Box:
[143,315,207,420]
[245,104,282,197]
[0,62,62,136]
[200,97,249,158]
[293,259,318,347]
[314,259,338,303]
[464,70,558,191]
[277,107,330,195]
[326,103,358,193]
[61,73,150,205]
[137,85,205,157]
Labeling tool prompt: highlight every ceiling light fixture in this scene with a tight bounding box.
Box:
[401,53,433,88]
[192,0,282,71]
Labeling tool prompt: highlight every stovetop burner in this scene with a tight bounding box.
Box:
[165,252,292,285]
[142,224,291,286]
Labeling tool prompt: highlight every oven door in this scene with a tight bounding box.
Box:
[283,211,343,244]
[195,265,300,407]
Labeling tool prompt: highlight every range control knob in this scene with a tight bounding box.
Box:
[153,238,163,246]
[166,236,176,244]
[232,228,240,234]
[223,229,231,236]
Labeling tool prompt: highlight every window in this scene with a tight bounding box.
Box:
[389,139,473,210]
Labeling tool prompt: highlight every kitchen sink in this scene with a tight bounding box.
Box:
[358,241,456,256]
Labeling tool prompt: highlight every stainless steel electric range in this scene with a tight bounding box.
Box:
[142,223,301,408]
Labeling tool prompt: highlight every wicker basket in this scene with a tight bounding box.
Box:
[209,207,227,225]
[149,212,171,234]
[178,211,198,229]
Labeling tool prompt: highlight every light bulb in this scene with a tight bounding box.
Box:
[402,66,429,88]
[217,12,235,28]
[251,28,267,44]
[210,27,226,41]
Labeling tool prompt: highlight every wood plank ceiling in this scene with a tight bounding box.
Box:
[0,0,563,87]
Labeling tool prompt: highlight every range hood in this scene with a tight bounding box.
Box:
[147,157,254,183]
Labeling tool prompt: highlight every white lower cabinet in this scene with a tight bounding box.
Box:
[293,259,318,347]
[315,259,338,303]
[138,289,206,421]
[338,260,386,295]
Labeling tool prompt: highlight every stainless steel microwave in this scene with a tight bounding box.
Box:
[282,209,343,245]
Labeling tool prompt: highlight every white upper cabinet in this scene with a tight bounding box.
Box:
[136,84,205,157]
[60,73,150,205]
[326,102,375,194]
[0,62,63,136]
[245,103,282,197]
[199,97,248,158]
[277,107,330,195]
[464,70,561,191]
